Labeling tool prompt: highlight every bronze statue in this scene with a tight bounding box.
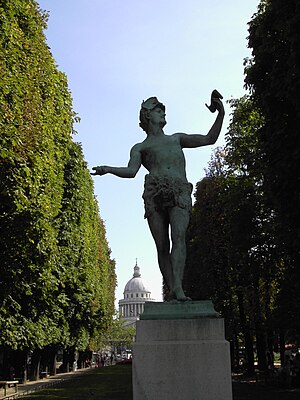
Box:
[92,92,224,301]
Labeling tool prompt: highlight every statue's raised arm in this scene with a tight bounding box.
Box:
[178,90,225,149]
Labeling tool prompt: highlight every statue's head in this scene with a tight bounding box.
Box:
[139,97,166,132]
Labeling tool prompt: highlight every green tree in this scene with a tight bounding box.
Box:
[0,0,116,379]
[57,142,116,350]
[225,96,282,373]
[185,96,283,373]
[91,313,136,351]
[245,0,300,350]
[184,149,258,373]
[0,0,75,352]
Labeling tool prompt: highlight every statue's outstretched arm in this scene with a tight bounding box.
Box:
[91,144,142,178]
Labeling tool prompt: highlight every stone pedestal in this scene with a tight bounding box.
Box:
[132,301,232,400]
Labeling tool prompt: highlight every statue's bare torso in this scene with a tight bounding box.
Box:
[135,133,188,182]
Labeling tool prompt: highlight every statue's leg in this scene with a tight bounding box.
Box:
[146,211,173,294]
[169,207,191,301]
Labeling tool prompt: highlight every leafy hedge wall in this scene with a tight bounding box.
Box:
[0,0,116,352]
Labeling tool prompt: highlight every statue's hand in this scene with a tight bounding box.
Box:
[205,89,224,113]
[91,166,109,176]
[213,97,224,114]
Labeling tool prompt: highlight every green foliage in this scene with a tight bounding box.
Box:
[185,96,284,372]
[57,142,116,351]
[245,0,300,258]
[245,0,300,339]
[184,165,230,304]
[185,0,300,372]
[225,96,264,179]
[0,0,116,357]
[0,0,74,350]
[90,313,136,350]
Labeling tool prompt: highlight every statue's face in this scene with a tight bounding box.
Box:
[148,106,166,128]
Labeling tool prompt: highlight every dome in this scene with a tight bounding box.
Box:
[119,260,155,324]
[124,261,150,294]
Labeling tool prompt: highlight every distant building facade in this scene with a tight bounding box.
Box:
[119,261,155,326]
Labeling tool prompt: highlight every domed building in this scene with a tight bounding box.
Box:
[119,261,155,326]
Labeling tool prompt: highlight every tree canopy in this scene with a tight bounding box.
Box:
[184,0,300,372]
[245,0,300,343]
[0,0,116,363]
[245,0,300,263]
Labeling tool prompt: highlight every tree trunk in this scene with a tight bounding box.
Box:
[49,349,57,376]
[233,330,240,372]
[69,347,76,371]
[256,325,267,372]
[237,290,255,374]
[62,348,70,373]
[78,351,87,369]
[279,329,285,367]
[266,329,275,369]
[29,349,41,381]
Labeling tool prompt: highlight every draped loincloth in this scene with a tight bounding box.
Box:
[142,174,193,218]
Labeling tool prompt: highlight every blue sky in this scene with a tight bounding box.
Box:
[37,0,259,306]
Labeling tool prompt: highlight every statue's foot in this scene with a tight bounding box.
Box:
[166,291,175,302]
[173,286,192,302]
[177,296,192,302]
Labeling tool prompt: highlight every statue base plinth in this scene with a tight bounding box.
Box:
[132,301,232,400]
[140,299,219,320]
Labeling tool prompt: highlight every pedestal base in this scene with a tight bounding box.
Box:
[132,302,232,400]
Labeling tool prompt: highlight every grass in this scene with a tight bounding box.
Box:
[21,365,300,400]
[21,365,133,400]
